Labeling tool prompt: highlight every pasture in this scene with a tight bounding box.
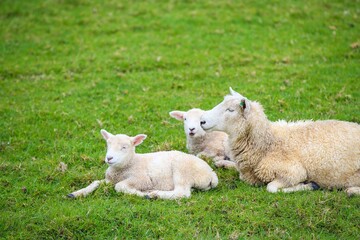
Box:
[1,0,359,239]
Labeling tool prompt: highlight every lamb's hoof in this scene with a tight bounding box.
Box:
[310,181,320,190]
[67,193,75,198]
[145,192,158,200]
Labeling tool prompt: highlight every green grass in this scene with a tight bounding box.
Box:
[1,0,359,239]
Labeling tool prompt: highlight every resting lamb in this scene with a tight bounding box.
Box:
[68,129,218,199]
[170,109,236,169]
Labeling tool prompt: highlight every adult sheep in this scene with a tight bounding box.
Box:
[68,130,218,200]
[200,88,360,196]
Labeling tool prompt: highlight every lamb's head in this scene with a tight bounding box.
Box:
[100,129,147,168]
[170,108,207,138]
[200,88,252,136]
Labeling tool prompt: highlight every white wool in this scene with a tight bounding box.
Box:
[273,120,313,127]
[68,130,218,200]
[169,108,236,169]
[200,87,360,196]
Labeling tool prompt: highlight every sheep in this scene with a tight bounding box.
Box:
[200,87,360,196]
[169,108,236,169]
[68,129,218,200]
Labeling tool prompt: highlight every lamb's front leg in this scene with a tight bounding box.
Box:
[146,171,192,200]
[68,179,107,198]
[114,180,148,197]
[214,157,237,169]
[146,186,191,200]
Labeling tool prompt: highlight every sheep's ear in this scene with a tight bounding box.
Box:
[229,87,242,97]
[229,87,237,95]
[100,129,114,140]
[132,134,147,146]
[240,98,251,114]
[169,111,185,121]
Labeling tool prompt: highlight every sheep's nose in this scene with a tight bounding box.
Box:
[189,128,195,131]
[200,121,206,125]
[107,156,113,161]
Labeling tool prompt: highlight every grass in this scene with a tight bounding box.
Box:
[1,0,359,239]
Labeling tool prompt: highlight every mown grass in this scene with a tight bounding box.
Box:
[1,0,359,239]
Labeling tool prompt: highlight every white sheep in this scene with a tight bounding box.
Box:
[68,130,218,199]
[170,108,236,169]
[200,87,360,196]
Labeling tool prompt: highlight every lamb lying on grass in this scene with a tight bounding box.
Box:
[200,87,360,196]
[170,109,236,169]
[68,130,218,199]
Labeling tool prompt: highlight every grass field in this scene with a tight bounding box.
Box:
[1,0,359,239]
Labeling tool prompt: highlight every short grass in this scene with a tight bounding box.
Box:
[1,0,359,239]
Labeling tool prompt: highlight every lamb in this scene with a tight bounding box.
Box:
[68,129,218,199]
[170,108,236,169]
[200,87,360,196]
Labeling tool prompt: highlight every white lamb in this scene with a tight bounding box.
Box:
[68,129,218,200]
[200,87,360,196]
[170,109,236,169]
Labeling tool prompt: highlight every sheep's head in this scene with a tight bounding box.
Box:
[100,129,146,168]
[170,108,207,138]
[200,87,252,136]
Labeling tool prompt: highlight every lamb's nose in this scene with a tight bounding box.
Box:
[189,128,195,131]
[200,121,206,125]
[107,156,113,161]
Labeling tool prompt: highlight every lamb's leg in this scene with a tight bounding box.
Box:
[68,179,107,198]
[114,180,148,197]
[146,186,192,200]
[214,160,237,169]
[211,155,236,169]
[146,168,193,200]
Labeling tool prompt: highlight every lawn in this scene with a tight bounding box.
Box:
[0,0,359,239]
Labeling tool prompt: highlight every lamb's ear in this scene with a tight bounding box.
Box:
[100,129,113,140]
[169,111,185,121]
[240,98,251,114]
[132,134,147,146]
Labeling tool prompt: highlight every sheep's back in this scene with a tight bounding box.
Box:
[274,120,360,187]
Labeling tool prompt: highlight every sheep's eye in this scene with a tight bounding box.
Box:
[184,118,187,121]
[226,108,234,112]
[121,145,127,150]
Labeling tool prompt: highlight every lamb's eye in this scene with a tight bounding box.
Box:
[184,118,187,121]
[122,145,127,149]
[226,108,234,112]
